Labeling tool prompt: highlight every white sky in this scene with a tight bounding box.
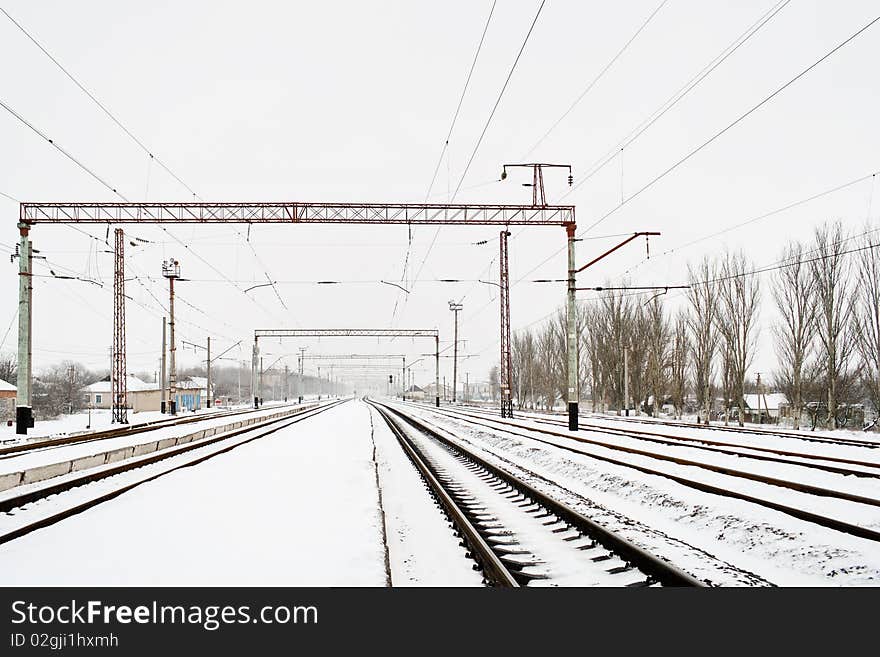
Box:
[1,0,878,387]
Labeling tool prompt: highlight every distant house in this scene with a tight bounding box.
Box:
[406,385,426,401]
[0,379,15,421]
[85,375,161,413]
[742,393,789,423]
[175,376,208,411]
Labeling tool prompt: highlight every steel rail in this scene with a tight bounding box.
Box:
[471,408,880,479]
[424,405,880,507]
[370,402,518,587]
[411,404,880,543]
[579,411,880,449]
[372,400,703,586]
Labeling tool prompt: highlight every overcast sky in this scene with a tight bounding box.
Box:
[1,0,878,389]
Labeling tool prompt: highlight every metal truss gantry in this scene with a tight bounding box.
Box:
[252,329,440,408]
[15,196,580,434]
[20,202,573,226]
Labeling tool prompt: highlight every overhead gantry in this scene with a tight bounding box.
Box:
[15,192,579,434]
[252,329,442,408]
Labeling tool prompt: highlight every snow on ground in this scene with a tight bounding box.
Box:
[400,404,880,586]
[367,404,482,586]
[0,397,324,446]
[0,401,321,477]
[0,399,387,586]
[433,410,880,510]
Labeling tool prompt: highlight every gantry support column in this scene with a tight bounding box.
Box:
[402,356,406,401]
[566,223,579,431]
[252,338,259,409]
[499,230,513,418]
[435,335,440,407]
[112,228,128,424]
[15,222,32,434]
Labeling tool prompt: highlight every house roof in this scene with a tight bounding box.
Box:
[86,374,160,393]
[178,376,207,390]
[0,379,15,392]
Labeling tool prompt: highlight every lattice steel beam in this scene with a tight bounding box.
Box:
[20,202,574,226]
[111,228,128,424]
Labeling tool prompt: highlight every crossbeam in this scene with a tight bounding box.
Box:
[252,328,440,407]
[255,329,438,339]
[20,202,574,226]
[301,354,406,360]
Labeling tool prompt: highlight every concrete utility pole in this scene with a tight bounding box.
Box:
[298,347,306,403]
[160,318,167,413]
[14,222,33,434]
[252,339,260,408]
[401,356,406,400]
[566,223,578,429]
[284,364,289,402]
[448,301,463,402]
[260,356,264,406]
[623,345,629,417]
[162,258,181,415]
[206,336,212,408]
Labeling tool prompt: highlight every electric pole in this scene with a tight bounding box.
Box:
[162,258,181,415]
[206,336,212,408]
[298,347,306,403]
[449,301,463,402]
[160,317,167,413]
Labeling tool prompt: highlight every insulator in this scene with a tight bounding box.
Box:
[568,174,573,186]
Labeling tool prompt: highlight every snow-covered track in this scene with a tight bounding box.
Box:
[576,411,880,449]
[458,407,880,479]
[411,404,880,543]
[0,400,346,546]
[0,401,315,459]
[370,400,703,587]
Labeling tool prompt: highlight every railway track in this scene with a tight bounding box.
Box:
[369,400,703,587]
[0,400,315,459]
[0,399,346,546]
[457,407,880,479]
[401,402,880,543]
[579,412,880,449]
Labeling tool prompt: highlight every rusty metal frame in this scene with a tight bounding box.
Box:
[20,202,574,226]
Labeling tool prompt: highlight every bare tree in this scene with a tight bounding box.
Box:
[716,251,761,427]
[0,352,16,385]
[688,256,719,425]
[669,310,689,419]
[772,241,817,429]
[855,233,880,422]
[811,222,859,428]
[644,297,669,416]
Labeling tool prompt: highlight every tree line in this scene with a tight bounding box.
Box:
[507,221,880,430]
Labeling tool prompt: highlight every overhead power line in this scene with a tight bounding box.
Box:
[0,7,198,198]
[407,0,547,303]
[523,0,669,158]
[424,0,498,202]
[452,0,547,201]
[0,98,124,197]
[570,0,791,193]
[1,7,287,315]
[576,13,880,237]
